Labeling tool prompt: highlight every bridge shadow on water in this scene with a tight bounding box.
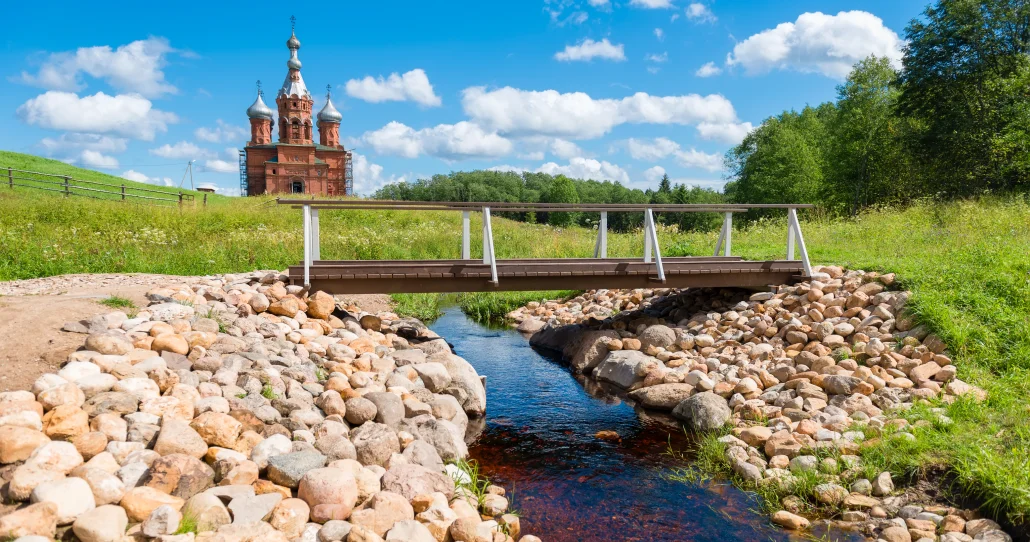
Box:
[429,307,865,542]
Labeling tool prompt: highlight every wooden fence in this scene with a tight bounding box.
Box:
[3,166,209,206]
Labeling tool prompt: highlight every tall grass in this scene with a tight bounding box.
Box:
[457,290,580,324]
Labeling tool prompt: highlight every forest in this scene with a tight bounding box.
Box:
[375,0,1030,228]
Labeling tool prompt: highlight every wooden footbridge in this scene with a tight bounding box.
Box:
[277,200,815,294]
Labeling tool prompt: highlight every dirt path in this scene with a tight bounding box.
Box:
[0,273,392,393]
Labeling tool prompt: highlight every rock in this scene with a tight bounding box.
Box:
[568,330,621,372]
[352,422,400,467]
[345,397,378,425]
[71,505,129,542]
[437,355,487,417]
[365,392,404,428]
[350,491,413,537]
[42,404,89,439]
[30,477,96,525]
[382,463,455,501]
[350,525,386,542]
[410,363,452,393]
[821,375,863,395]
[184,492,231,532]
[385,519,435,542]
[317,520,353,542]
[0,502,59,539]
[0,426,50,463]
[149,303,195,322]
[267,451,327,488]
[671,392,731,431]
[812,483,848,505]
[880,526,912,542]
[190,412,243,448]
[145,453,215,499]
[594,350,653,389]
[143,504,183,537]
[481,494,508,516]
[628,383,694,410]
[297,468,358,524]
[120,486,186,522]
[250,434,293,470]
[872,471,894,496]
[638,325,676,350]
[270,498,311,538]
[269,297,302,318]
[25,440,83,473]
[153,334,190,355]
[154,418,208,459]
[401,417,467,462]
[85,332,134,356]
[771,510,809,530]
[228,493,282,525]
[308,291,336,320]
[74,466,126,505]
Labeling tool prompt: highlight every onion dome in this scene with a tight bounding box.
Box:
[287,31,301,51]
[247,90,274,120]
[318,88,342,123]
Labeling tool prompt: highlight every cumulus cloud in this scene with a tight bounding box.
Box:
[537,157,630,183]
[350,151,406,194]
[18,37,177,98]
[519,137,585,160]
[150,141,214,160]
[345,69,442,107]
[18,91,177,141]
[462,86,738,139]
[686,3,716,23]
[625,137,724,172]
[201,159,238,174]
[588,0,610,6]
[77,150,119,169]
[360,121,513,161]
[726,11,904,79]
[40,133,128,154]
[195,120,248,143]
[695,61,722,77]
[654,28,665,41]
[630,0,674,8]
[696,121,754,144]
[121,169,173,186]
[646,52,669,63]
[643,165,666,183]
[555,38,626,62]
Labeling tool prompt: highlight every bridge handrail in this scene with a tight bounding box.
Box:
[280,199,813,288]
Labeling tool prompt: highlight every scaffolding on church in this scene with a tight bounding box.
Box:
[344,151,353,196]
[238,149,248,196]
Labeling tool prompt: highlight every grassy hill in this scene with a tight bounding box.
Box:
[2,151,1030,527]
[0,150,229,203]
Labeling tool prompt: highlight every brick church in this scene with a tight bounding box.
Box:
[241,21,352,196]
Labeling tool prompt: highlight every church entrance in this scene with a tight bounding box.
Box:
[291,180,304,194]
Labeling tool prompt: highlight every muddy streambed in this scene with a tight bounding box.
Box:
[429,307,863,542]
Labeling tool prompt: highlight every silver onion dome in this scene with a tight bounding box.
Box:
[318,89,342,123]
[287,31,301,50]
[247,91,274,120]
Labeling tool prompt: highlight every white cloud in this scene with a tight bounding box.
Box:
[670,13,681,22]
[195,120,248,143]
[350,151,406,194]
[625,137,724,171]
[121,170,173,186]
[537,157,630,183]
[517,151,546,161]
[150,141,214,160]
[686,3,716,23]
[588,0,610,6]
[696,61,722,77]
[654,28,665,41]
[630,0,674,8]
[344,69,442,107]
[18,91,177,141]
[40,133,128,154]
[18,37,177,98]
[696,121,753,144]
[643,165,667,183]
[646,52,669,63]
[360,121,513,161]
[549,138,584,160]
[519,137,585,160]
[78,150,119,169]
[726,11,904,79]
[201,159,238,174]
[555,38,626,62]
[462,86,738,139]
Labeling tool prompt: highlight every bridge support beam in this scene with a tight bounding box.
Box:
[311,209,320,261]
[461,211,470,259]
[302,204,311,287]
[714,212,733,257]
[644,209,665,283]
[593,211,607,258]
[482,207,498,285]
[787,208,813,277]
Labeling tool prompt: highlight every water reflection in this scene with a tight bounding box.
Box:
[430,307,861,542]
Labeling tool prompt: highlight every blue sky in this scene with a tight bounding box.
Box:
[0,0,925,195]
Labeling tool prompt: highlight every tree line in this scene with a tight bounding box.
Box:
[374,0,1029,228]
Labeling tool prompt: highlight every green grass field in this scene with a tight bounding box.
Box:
[2,153,1030,525]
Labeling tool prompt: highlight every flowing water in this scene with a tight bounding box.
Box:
[430,306,863,542]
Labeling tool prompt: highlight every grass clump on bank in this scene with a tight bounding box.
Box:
[390,293,443,322]
[457,290,580,324]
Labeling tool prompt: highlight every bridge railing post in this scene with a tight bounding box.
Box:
[482,207,498,285]
[302,204,312,287]
[787,208,813,277]
[462,211,471,259]
[713,211,733,256]
[593,211,607,258]
[312,208,321,261]
[644,209,665,282]
[644,210,653,263]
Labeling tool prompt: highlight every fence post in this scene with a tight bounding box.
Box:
[121,185,126,201]
[203,193,207,206]
[178,192,183,206]
[7,167,12,188]
[63,176,70,197]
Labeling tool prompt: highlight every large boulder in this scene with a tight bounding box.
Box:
[30,477,96,525]
[568,330,621,372]
[628,383,695,411]
[671,392,731,431]
[638,325,676,351]
[594,351,655,389]
[435,354,486,417]
[297,467,358,524]
[351,422,400,467]
[381,464,455,501]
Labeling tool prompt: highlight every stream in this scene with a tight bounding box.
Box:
[429,306,863,542]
